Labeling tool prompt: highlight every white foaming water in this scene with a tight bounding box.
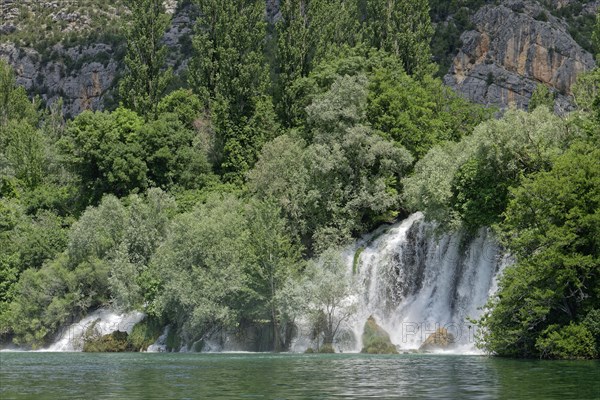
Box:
[343,213,508,353]
[146,326,170,352]
[44,309,145,352]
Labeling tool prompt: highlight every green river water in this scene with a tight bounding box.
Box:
[0,352,598,399]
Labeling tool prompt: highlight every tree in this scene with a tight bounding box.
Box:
[1,120,45,189]
[189,0,275,180]
[274,0,358,125]
[249,74,413,251]
[61,107,147,204]
[359,0,435,77]
[4,190,175,347]
[0,60,39,126]
[138,113,212,190]
[303,248,357,349]
[477,142,600,358]
[529,84,554,111]
[150,193,252,343]
[119,0,172,119]
[403,107,572,230]
[244,200,303,351]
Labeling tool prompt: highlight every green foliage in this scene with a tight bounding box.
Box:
[404,107,572,230]
[62,107,212,206]
[83,329,132,352]
[4,190,175,346]
[359,0,435,77]
[139,113,212,190]
[150,193,302,349]
[119,0,172,119]
[150,193,251,340]
[477,142,600,358]
[274,0,358,125]
[244,200,303,351]
[249,73,413,250]
[127,317,163,351]
[188,0,274,180]
[368,65,490,159]
[303,248,357,346]
[361,316,398,354]
[279,47,489,156]
[0,61,38,125]
[529,84,554,111]
[62,107,146,203]
[157,89,203,129]
[1,120,45,189]
[535,323,597,359]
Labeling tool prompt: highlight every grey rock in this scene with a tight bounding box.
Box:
[0,41,118,116]
[444,2,597,112]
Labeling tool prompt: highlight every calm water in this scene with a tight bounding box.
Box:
[0,352,598,399]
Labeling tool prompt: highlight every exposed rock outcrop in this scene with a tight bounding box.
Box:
[419,328,456,352]
[0,42,118,116]
[444,1,597,113]
[1,0,597,115]
[360,316,398,354]
[0,0,195,116]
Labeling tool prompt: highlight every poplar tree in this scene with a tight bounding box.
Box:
[119,0,172,120]
[189,0,274,180]
[275,0,358,126]
[360,0,435,77]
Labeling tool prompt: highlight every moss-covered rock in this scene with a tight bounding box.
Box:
[83,331,133,352]
[128,317,163,351]
[319,343,335,353]
[360,316,398,354]
[418,328,456,352]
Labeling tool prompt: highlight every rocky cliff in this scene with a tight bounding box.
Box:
[0,0,597,115]
[0,0,194,116]
[444,0,597,112]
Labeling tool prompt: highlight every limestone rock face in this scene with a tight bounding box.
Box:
[419,328,456,352]
[0,0,195,116]
[444,1,596,112]
[0,42,118,116]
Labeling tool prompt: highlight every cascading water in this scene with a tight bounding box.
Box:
[345,212,509,353]
[44,309,145,351]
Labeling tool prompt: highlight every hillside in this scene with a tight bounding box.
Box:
[1,0,597,116]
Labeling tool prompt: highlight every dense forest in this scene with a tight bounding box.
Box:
[0,0,599,359]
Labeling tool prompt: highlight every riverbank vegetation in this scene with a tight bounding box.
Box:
[0,1,598,359]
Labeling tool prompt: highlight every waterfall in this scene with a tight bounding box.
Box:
[346,213,509,353]
[146,326,170,352]
[44,309,145,351]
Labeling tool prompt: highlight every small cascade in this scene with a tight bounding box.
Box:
[346,213,508,353]
[45,309,145,352]
[146,326,170,352]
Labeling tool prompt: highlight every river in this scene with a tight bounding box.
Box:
[1,352,598,399]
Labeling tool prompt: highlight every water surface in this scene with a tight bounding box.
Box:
[1,352,598,399]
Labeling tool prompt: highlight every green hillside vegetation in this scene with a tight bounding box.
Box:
[0,1,598,358]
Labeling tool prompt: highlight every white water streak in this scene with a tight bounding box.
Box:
[44,309,145,352]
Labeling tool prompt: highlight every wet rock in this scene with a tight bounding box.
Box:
[361,316,398,354]
[419,328,456,352]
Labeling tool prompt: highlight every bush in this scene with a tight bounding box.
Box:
[535,323,597,359]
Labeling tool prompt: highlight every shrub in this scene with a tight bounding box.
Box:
[535,323,597,359]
